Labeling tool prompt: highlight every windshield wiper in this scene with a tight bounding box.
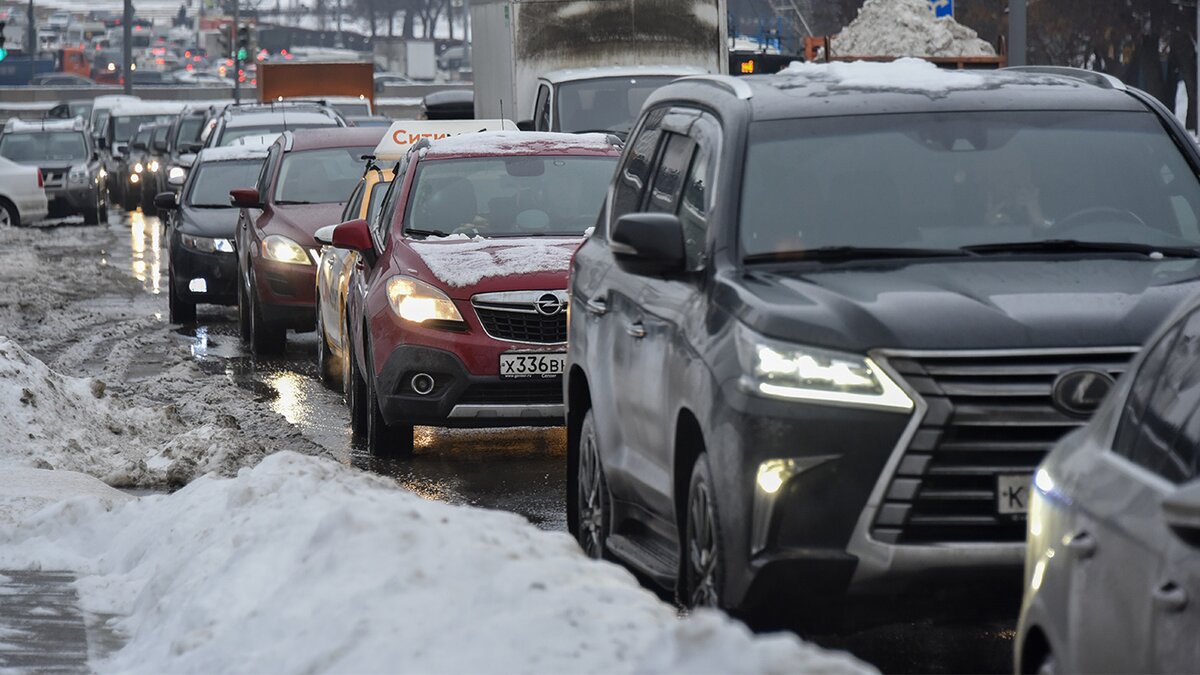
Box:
[744,246,973,264]
[962,240,1200,258]
[405,228,451,238]
[275,200,316,205]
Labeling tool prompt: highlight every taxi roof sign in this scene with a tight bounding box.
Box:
[373,119,518,160]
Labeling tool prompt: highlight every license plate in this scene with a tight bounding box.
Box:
[997,474,1031,515]
[499,352,565,379]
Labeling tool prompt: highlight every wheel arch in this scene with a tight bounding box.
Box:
[0,195,19,227]
[672,407,706,594]
[1018,624,1052,675]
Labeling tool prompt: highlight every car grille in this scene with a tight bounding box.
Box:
[460,378,562,405]
[873,349,1136,545]
[471,291,568,344]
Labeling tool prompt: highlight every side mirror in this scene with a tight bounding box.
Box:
[229,187,262,209]
[330,218,375,263]
[154,192,178,210]
[1163,482,1200,540]
[313,224,337,246]
[185,142,203,153]
[611,213,686,277]
[516,119,535,132]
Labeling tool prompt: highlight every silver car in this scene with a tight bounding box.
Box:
[1017,298,1200,674]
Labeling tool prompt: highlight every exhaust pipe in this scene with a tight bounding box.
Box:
[411,373,435,396]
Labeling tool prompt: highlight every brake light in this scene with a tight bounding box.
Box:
[36,169,43,187]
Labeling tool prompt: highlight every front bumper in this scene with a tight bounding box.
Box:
[172,242,238,305]
[45,185,96,215]
[375,344,563,428]
[252,258,318,330]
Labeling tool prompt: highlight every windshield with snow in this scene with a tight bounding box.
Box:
[740,111,1200,259]
[0,132,88,163]
[403,156,617,237]
[187,160,267,208]
[273,147,373,204]
[555,76,677,134]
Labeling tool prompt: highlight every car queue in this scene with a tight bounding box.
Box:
[5,61,1200,674]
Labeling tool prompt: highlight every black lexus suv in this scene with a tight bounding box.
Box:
[565,64,1200,616]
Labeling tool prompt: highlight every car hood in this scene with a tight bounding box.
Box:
[179,205,239,237]
[403,236,582,300]
[263,203,346,246]
[722,258,1200,352]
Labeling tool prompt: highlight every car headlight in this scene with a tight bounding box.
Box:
[68,164,89,184]
[133,162,144,174]
[181,233,235,254]
[129,173,140,184]
[168,166,186,181]
[260,234,310,265]
[148,160,160,173]
[98,168,108,179]
[735,326,913,411]
[386,275,463,325]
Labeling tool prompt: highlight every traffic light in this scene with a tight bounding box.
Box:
[236,25,249,63]
[0,22,7,63]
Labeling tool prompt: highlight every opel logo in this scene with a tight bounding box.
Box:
[535,293,564,316]
[1051,369,1115,418]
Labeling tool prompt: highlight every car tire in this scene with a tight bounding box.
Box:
[248,270,286,356]
[122,186,137,211]
[315,289,341,391]
[237,263,252,345]
[0,199,18,228]
[83,194,105,225]
[575,409,610,559]
[346,335,368,436]
[683,454,726,609]
[168,266,196,324]
[363,343,414,458]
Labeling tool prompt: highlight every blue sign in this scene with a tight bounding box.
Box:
[929,0,953,17]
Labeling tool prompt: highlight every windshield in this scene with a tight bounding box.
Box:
[740,111,1200,259]
[273,147,373,204]
[174,117,204,148]
[114,115,174,143]
[187,159,266,208]
[555,76,677,134]
[0,132,88,162]
[403,156,617,237]
[219,123,333,146]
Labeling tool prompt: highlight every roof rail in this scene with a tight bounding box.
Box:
[1004,66,1126,92]
[674,74,754,100]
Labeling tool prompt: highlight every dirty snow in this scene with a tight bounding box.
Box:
[427,131,619,156]
[834,0,996,58]
[0,469,131,526]
[780,57,993,94]
[412,238,580,287]
[0,453,873,674]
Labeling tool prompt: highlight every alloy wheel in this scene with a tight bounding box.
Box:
[687,479,720,608]
[576,415,607,558]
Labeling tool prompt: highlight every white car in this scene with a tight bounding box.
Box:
[0,156,49,227]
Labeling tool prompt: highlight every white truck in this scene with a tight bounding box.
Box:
[470,0,727,135]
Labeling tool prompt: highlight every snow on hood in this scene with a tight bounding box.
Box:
[0,452,873,674]
[410,237,580,288]
[426,131,618,157]
[834,0,996,58]
[780,57,991,94]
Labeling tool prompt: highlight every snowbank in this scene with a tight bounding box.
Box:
[412,238,580,288]
[780,57,989,94]
[834,0,996,58]
[0,453,873,674]
[0,468,131,526]
[0,336,320,487]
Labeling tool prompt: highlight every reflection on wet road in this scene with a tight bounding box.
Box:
[124,210,568,530]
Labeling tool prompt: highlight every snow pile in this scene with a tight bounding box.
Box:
[780,57,989,94]
[0,453,873,674]
[0,336,318,488]
[0,468,131,526]
[412,238,580,288]
[834,0,996,58]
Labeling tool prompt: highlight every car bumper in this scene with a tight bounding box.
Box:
[14,192,48,223]
[172,244,238,305]
[375,344,563,428]
[252,258,318,330]
[45,185,96,215]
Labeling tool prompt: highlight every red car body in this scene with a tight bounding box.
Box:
[234,126,385,352]
[340,132,620,451]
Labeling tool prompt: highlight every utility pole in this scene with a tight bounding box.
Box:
[232,0,240,103]
[122,0,133,94]
[1007,0,1026,67]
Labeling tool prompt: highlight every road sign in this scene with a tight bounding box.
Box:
[930,0,953,17]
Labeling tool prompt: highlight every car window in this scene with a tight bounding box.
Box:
[0,132,88,162]
[153,125,170,146]
[609,107,666,231]
[534,84,550,131]
[274,146,372,204]
[366,178,391,224]
[646,133,695,215]
[1114,316,1194,482]
[221,124,330,147]
[679,142,711,270]
[187,159,267,208]
[554,76,678,135]
[175,116,205,148]
[341,180,366,223]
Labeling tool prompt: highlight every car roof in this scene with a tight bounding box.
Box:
[420,131,622,159]
[648,61,1150,122]
[224,110,340,128]
[197,145,271,163]
[110,101,189,116]
[3,118,86,133]
[284,126,387,152]
[541,65,708,84]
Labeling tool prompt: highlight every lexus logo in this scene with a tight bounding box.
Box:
[1051,369,1115,418]
[535,293,564,316]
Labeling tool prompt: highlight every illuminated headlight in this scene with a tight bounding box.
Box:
[98,168,108,179]
[260,234,310,265]
[736,326,912,411]
[129,173,140,184]
[386,275,463,325]
[107,62,116,71]
[133,162,144,174]
[181,233,235,254]
[68,164,89,184]
[168,166,186,181]
[148,160,160,173]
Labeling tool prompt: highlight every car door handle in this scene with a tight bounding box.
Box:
[585,296,608,316]
[1065,531,1097,559]
[626,321,646,338]
[1153,581,1188,613]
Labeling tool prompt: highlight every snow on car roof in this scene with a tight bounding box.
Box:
[422,131,621,158]
[197,145,272,163]
[224,110,340,128]
[771,58,1077,95]
[372,119,517,160]
[3,118,85,133]
[410,238,581,287]
[541,64,708,83]
[109,101,190,117]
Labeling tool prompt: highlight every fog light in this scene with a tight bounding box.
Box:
[188,278,208,293]
[756,460,790,494]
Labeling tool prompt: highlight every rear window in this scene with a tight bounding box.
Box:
[188,159,267,207]
[402,155,617,237]
[0,132,88,162]
[273,147,374,204]
[219,121,337,146]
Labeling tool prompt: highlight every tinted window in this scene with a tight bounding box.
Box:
[1115,324,1180,459]
[187,159,267,207]
[220,124,330,147]
[366,179,390,224]
[114,115,174,142]
[680,142,711,269]
[534,85,550,131]
[610,108,665,224]
[175,117,205,147]
[153,125,170,146]
[402,156,616,237]
[555,76,677,134]
[0,132,88,162]
[341,181,366,222]
[646,133,695,214]
[274,146,373,204]
[740,111,1200,258]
